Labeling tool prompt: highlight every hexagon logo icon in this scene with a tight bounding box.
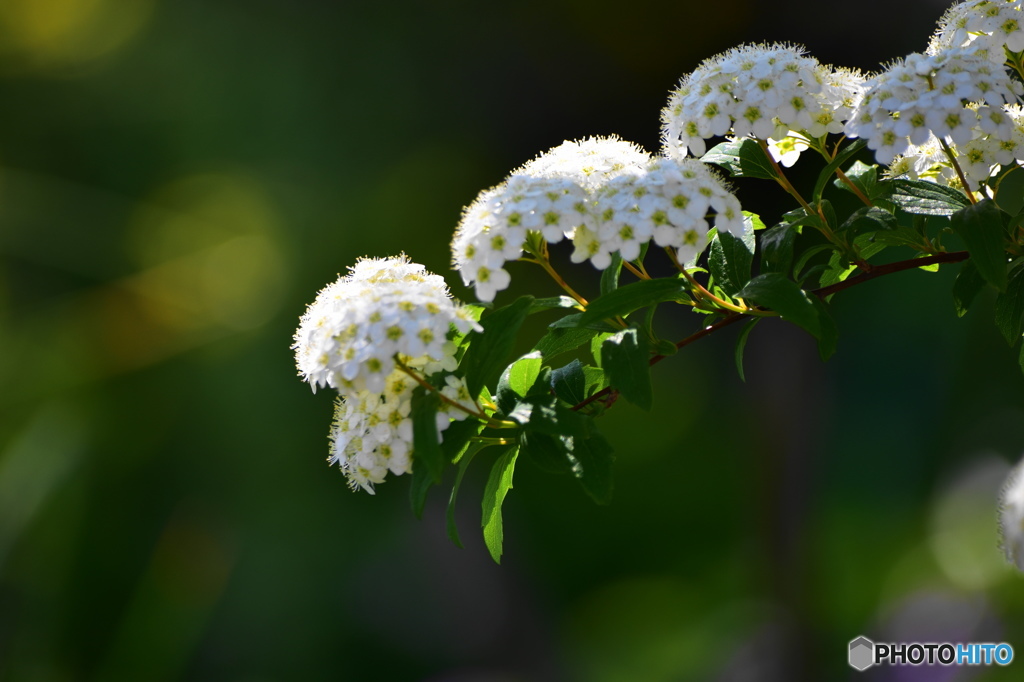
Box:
[849,636,875,671]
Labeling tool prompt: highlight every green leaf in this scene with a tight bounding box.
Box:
[760,223,798,275]
[528,296,579,314]
[700,138,777,180]
[577,278,686,326]
[839,206,897,237]
[412,389,444,486]
[446,441,486,548]
[743,210,767,232]
[449,304,487,353]
[734,318,759,382]
[409,461,434,520]
[571,428,615,504]
[583,365,605,395]
[533,326,598,358]
[708,230,754,297]
[591,332,611,367]
[995,264,1024,345]
[739,273,824,338]
[890,179,972,215]
[949,199,1008,292]
[440,417,486,464]
[996,164,1024,216]
[481,445,519,564]
[833,160,878,199]
[550,359,586,404]
[818,238,887,290]
[520,431,575,475]
[811,297,839,360]
[601,252,624,295]
[548,312,622,332]
[498,352,543,399]
[459,295,534,398]
[813,139,868,202]
[601,328,653,410]
[952,259,985,317]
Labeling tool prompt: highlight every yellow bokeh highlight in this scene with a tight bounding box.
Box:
[0,0,155,69]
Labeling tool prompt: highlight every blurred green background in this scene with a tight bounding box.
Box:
[2,0,1024,680]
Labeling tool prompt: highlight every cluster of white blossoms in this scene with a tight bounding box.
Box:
[930,0,1024,63]
[661,43,864,159]
[572,157,746,269]
[294,255,479,394]
[329,363,475,493]
[293,255,480,492]
[451,137,650,301]
[846,47,1024,165]
[889,104,1024,189]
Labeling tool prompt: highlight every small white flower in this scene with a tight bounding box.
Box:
[767,134,810,167]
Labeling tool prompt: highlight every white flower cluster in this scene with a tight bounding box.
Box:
[930,0,1024,63]
[329,364,475,493]
[451,138,746,296]
[294,255,479,394]
[293,255,480,492]
[571,157,746,269]
[661,43,864,159]
[889,104,1024,189]
[846,47,1024,165]
[1000,455,1024,570]
[452,137,649,301]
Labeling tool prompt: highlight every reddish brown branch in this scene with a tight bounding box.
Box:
[571,250,971,412]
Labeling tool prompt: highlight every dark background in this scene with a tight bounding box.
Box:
[2,0,1023,680]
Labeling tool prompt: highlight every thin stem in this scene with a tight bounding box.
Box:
[937,138,977,205]
[622,260,650,280]
[527,255,589,307]
[834,168,873,207]
[758,138,815,215]
[571,250,972,412]
[680,268,748,314]
[471,436,516,445]
[396,358,518,429]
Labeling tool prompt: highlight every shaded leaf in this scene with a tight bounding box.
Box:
[701,138,777,179]
[952,259,985,317]
[411,389,444,484]
[734,318,759,382]
[578,278,686,326]
[601,252,623,295]
[533,326,598,358]
[949,199,1008,291]
[460,296,534,398]
[550,359,586,404]
[601,328,652,410]
[996,164,1024,216]
[995,264,1024,345]
[446,442,487,548]
[709,230,754,297]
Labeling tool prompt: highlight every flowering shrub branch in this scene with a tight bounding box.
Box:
[294,0,1024,564]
